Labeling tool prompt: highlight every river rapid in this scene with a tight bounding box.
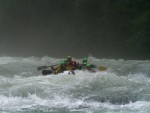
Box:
[0,56,150,113]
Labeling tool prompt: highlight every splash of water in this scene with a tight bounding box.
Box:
[0,56,150,113]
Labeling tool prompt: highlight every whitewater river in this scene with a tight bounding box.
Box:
[0,56,150,113]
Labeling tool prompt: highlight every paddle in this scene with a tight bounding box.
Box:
[42,70,53,75]
[98,65,107,71]
[37,64,57,71]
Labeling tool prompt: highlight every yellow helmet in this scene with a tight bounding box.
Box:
[67,56,71,59]
[67,56,72,61]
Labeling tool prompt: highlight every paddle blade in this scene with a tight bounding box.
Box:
[42,70,53,75]
[37,66,48,71]
[98,66,107,71]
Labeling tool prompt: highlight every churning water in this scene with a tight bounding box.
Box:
[0,56,150,113]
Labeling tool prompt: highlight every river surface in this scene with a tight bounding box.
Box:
[0,56,150,113]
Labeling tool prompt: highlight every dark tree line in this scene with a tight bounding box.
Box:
[0,0,150,59]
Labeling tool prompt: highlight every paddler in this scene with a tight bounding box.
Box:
[65,56,82,74]
[51,60,67,74]
[85,64,95,72]
[81,58,96,72]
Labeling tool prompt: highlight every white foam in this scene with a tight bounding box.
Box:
[0,56,150,113]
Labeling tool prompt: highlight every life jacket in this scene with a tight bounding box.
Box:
[67,61,76,66]
[66,61,77,70]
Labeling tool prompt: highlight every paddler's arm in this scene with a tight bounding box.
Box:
[91,64,97,68]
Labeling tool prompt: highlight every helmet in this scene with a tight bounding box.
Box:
[67,56,72,59]
[83,58,88,63]
[83,62,87,66]
[67,56,72,61]
[60,60,65,65]
[64,59,67,63]
[86,64,91,67]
